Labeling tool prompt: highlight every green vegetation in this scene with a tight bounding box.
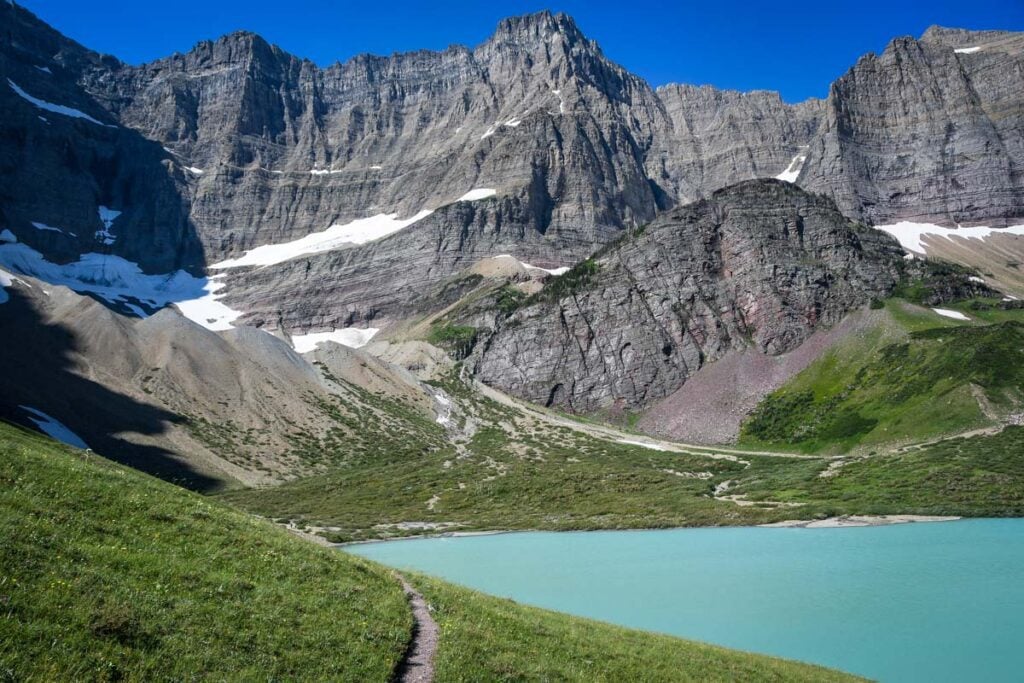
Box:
[741,317,1024,453]
[894,258,987,305]
[411,572,862,682]
[224,342,1024,539]
[0,421,411,681]
[494,283,527,316]
[222,418,783,542]
[427,324,479,359]
[1,422,866,682]
[733,427,1024,517]
[527,258,600,305]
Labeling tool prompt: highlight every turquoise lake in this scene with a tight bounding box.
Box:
[347,519,1024,682]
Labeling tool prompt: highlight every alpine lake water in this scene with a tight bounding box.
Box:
[347,519,1024,682]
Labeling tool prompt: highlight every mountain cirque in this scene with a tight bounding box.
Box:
[1,4,1023,403]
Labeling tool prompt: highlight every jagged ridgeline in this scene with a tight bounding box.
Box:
[1,3,1022,336]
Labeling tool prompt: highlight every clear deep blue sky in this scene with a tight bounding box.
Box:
[19,0,1024,102]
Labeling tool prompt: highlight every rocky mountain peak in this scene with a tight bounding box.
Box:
[489,11,588,48]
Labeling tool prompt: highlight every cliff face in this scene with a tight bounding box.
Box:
[800,27,1024,226]
[0,2,203,273]
[1,4,1021,336]
[470,180,906,412]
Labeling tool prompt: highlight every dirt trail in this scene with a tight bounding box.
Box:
[393,573,439,683]
[471,377,826,461]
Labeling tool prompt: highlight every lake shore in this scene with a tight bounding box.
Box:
[759,514,961,528]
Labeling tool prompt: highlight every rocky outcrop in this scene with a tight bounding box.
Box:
[0,2,203,273]
[801,26,1024,226]
[470,180,906,412]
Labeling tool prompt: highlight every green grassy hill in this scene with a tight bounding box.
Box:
[0,421,412,680]
[410,573,861,682]
[740,304,1024,453]
[1,421,864,681]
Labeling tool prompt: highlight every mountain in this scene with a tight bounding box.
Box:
[468,180,906,413]
[3,4,1021,341]
[0,272,446,490]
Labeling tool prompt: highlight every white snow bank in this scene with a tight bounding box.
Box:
[932,308,970,321]
[211,210,433,269]
[955,46,981,54]
[504,117,522,127]
[31,221,71,235]
[875,221,1024,254]
[7,79,110,126]
[520,261,569,276]
[95,206,121,245]
[310,168,344,175]
[0,241,242,330]
[0,266,24,304]
[184,166,204,175]
[291,328,378,353]
[481,124,498,140]
[617,438,669,452]
[492,254,569,276]
[19,405,89,449]
[457,188,497,202]
[35,65,52,74]
[775,151,807,183]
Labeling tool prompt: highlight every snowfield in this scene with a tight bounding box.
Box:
[290,328,379,352]
[875,221,1024,254]
[0,241,242,330]
[775,149,808,183]
[211,211,433,269]
[457,188,497,202]
[932,308,971,321]
[7,79,112,127]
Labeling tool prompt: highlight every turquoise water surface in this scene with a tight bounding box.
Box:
[347,519,1024,682]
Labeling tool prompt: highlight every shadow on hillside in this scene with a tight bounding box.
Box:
[0,288,225,492]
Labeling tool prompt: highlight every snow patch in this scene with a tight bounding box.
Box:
[504,117,522,127]
[1,229,18,243]
[18,405,89,449]
[95,206,121,245]
[932,308,970,321]
[0,241,242,330]
[457,188,497,202]
[310,168,344,175]
[31,221,65,234]
[0,266,25,304]
[492,254,569,276]
[968,276,985,284]
[369,165,382,170]
[520,261,569,276]
[291,328,378,353]
[480,124,498,140]
[7,79,111,126]
[775,151,807,183]
[955,46,981,54]
[211,210,433,269]
[184,166,204,175]
[551,89,566,114]
[35,65,51,74]
[875,221,1024,254]
[617,438,669,452]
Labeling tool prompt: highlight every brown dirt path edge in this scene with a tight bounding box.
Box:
[393,573,439,683]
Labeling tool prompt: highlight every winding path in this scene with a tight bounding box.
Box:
[393,573,439,683]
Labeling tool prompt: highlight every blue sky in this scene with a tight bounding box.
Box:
[19,0,1024,102]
